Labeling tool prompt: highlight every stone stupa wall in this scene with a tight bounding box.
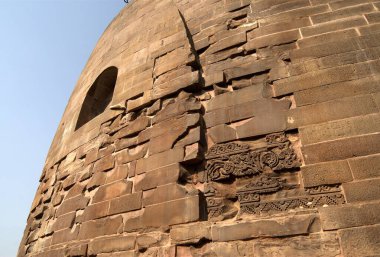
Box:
[19,0,380,256]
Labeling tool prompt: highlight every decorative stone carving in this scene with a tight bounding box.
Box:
[205,133,300,181]
[204,134,346,218]
[305,185,341,195]
[240,193,345,215]
[237,175,284,204]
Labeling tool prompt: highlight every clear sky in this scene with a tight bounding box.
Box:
[0,1,125,256]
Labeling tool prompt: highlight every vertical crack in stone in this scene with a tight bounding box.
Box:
[177,8,205,87]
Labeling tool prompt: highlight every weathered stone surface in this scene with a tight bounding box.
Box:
[108,192,142,215]
[56,195,89,217]
[93,180,133,203]
[106,164,129,183]
[319,202,380,230]
[253,233,341,257]
[348,153,380,180]
[211,214,318,241]
[78,201,110,222]
[301,160,353,187]
[208,124,237,144]
[114,116,150,139]
[339,224,380,257]
[143,183,188,207]
[52,212,75,231]
[142,196,199,228]
[78,216,123,240]
[88,235,135,255]
[135,147,184,174]
[153,97,201,124]
[93,154,115,173]
[20,0,380,256]
[288,95,378,128]
[134,163,184,191]
[51,226,79,245]
[302,133,380,164]
[299,113,380,145]
[170,222,211,244]
[87,171,107,190]
[115,144,148,164]
[343,178,380,203]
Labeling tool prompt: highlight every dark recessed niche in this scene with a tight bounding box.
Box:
[75,66,118,130]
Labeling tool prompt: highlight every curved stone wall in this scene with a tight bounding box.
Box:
[19,0,380,256]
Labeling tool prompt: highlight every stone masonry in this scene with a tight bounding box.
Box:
[18,0,380,256]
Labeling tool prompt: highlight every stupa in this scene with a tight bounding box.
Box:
[19,0,380,256]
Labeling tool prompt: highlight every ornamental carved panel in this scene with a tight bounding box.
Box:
[203,133,346,219]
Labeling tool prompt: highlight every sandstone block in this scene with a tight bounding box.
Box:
[114,116,150,139]
[288,94,378,129]
[274,65,357,97]
[78,216,123,240]
[87,171,107,190]
[339,224,380,257]
[248,18,311,39]
[208,124,237,144]
[204,108,230,128]
[115,144,148,164]
[207,32,246,54]
[142,195,199,228]
[366,12,380,24]
[108,192,142,215]
[152,71,200,100]
[52,212,75,231]
[319,202,380,230]
[223,58,274,82]
[65,183,85,199]
[143,183,188,207]
[343,178,380,203]
[97,251,137,257]
[302,133,380,164]
[305,16,366,37]
[135,147,184,174]
[258,5,329,25]
[153,97,201,124]
[253,233,341,257]
[51,226,79,245]
[301,160,352,187]
[106,165,129,184]
[245,30,300,50]
[93,154,115,173]
[56,195,89,217]
[349,153,380,179]
[170,222,211,244]
[205,85,263,112]
[236,113,288,139]
[297,29,359,48]
[134,163,184,191]
[136,233,166,250]
[93,180,133,203]
[66,244,88,257]
[148,125,188,155]
[211,214,318,241]
[78,201,110,222]
[299,113,380,145]
[127,90,153,112]
[311,4,375,24]
[88,235,135,255]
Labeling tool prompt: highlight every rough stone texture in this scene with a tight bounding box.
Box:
[19,0,380,256]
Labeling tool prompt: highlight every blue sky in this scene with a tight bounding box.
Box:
[0,1,125,256]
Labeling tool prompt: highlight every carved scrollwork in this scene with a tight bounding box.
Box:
[305,184,341,195]
[205,133,300,181]
[240,193,346,215]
